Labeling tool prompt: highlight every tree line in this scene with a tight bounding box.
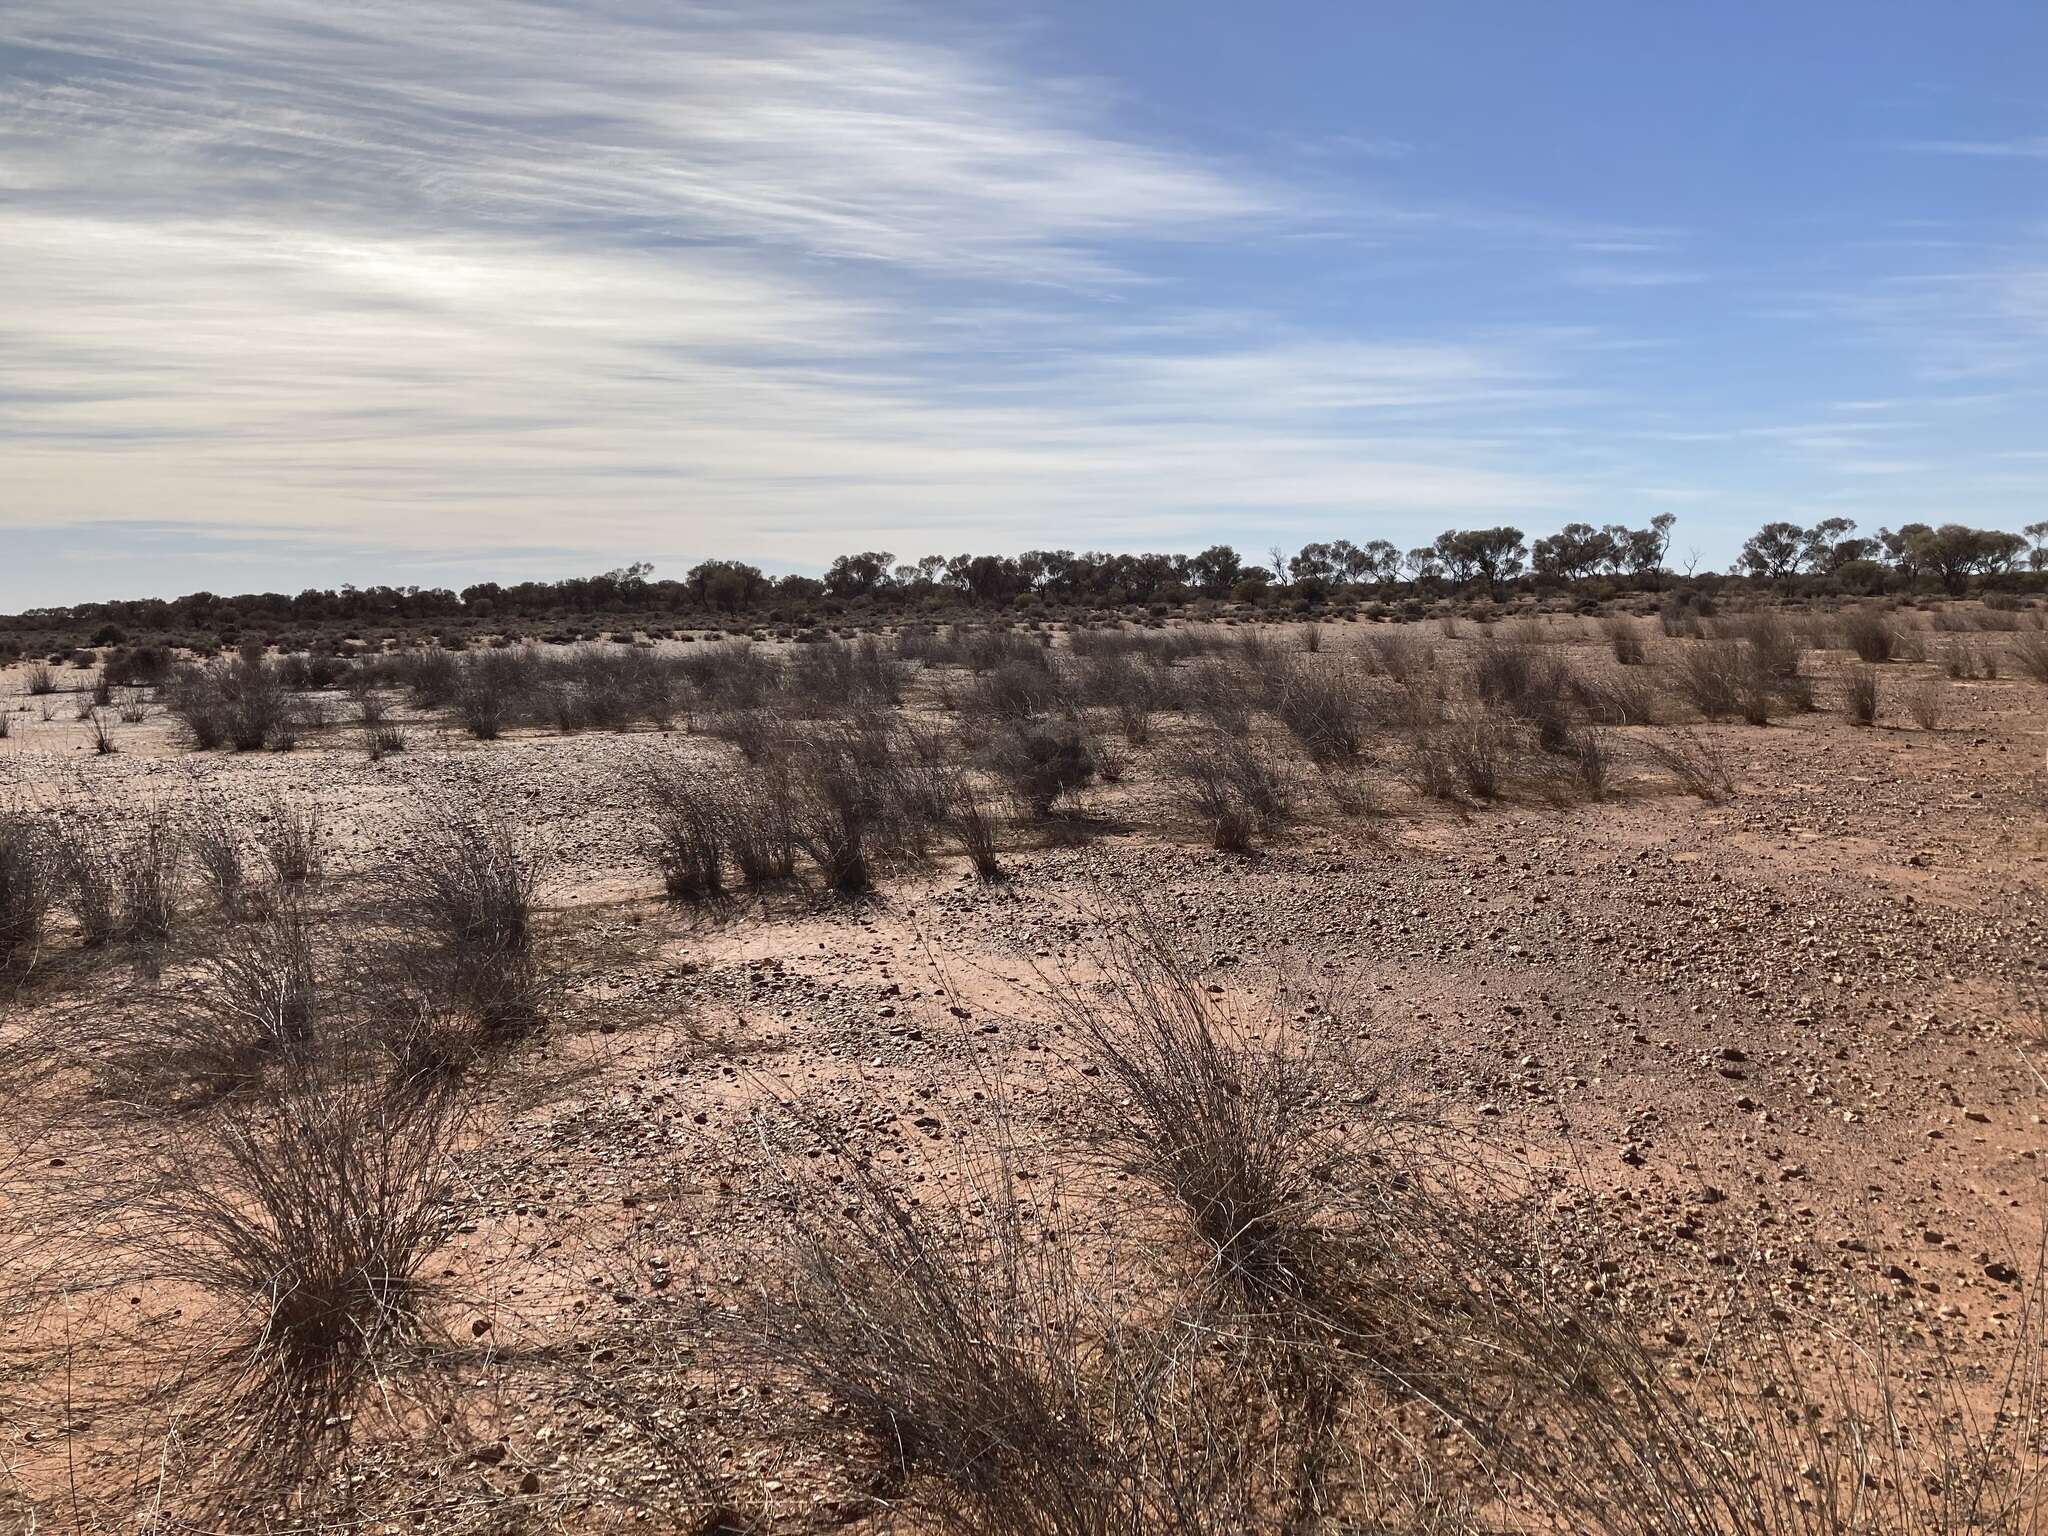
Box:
[6,515,2045,644]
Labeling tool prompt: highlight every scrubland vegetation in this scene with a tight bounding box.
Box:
[1,595,2045,1533]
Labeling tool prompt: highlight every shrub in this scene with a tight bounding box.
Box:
[648,764,726,901]
[190,803,247,910]
[1273,661,1362,764]
[25,662,55,696]
[387,809,540,1033]
[1843,665,1879,726]
[990,723,1096,818]
[51,822,118,946]
[1574,670,1657,726]
[118,807,185,941]
[1841,609,1898,663]
[717,1129,1115,1534]
[1164,731,1290,850]
[721,765,799,887]
[259,797,322,886]
[118,1078,463,1518]
[1641,730,1735,801]
[1903,679,1943,731]
[1603,614,1645,665]
[0,810,52,971]
[2013,630,2048,684]
[966,659,1064,723]
[945,775,1004,881]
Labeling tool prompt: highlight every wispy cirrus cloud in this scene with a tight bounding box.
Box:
[0,0,1271,282]
[1,0,1615,605]
[1907,136,2048,160]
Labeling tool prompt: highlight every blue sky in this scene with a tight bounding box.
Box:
[2,0,2042,608]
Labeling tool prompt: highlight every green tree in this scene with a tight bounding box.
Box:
[1738,522,1804,582]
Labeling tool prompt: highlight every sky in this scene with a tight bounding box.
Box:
[1,0,2043,609]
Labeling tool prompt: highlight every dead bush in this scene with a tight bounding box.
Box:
[363,718,408,759]
[1669,640,1744,720]
[87,897,332,1105]
[1903,678,1943,731]
[783,723,926,894]
[960,625,1050,675]
[1469,638,1539,710]
[1574,669,1657,726]
[1841,609,1898,663]
[1362,631,1434,683]
[113,1078,464,1520]
[1274,661,1362,764]
[1164,731,1291,851]
[259,796,322,886]
[1076,653,1173,745]
[787,636,902,715]
[680,641,782,713]
[164,656,304,752]
[1641,730,1735,800]
[51,822,118,946]
[118,806,185,941]
[945,774,1005,881]
[1050,930,1385,1335]
[965,658,1065,723]
[1603,613,1646,665]
[1843,665,1880,726]
[1565,725,1611,800]
[1182,658,1254,736]
[0,809,52,972]
[190,802,247,910]
[990,722,1096,818]
[2013,630,2048,684]
[717,1127,1137,1535]
[1730,610,1805,681]
[452,650,531,738]
[386,807,540,1032]
[648,763,727,902]
[719,765,800,887]
[1403,709,1513,802]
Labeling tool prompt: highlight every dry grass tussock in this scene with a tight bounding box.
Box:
[672,912,2048,1534]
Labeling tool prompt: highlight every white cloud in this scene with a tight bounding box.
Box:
[0,0,1600,587]
[0,0,1270,282]
[1908,136,2048,160]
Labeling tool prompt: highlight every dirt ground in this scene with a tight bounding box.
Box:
[2,611,2045,1529]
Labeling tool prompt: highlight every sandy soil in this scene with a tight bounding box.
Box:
[2,612,2044,1528]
